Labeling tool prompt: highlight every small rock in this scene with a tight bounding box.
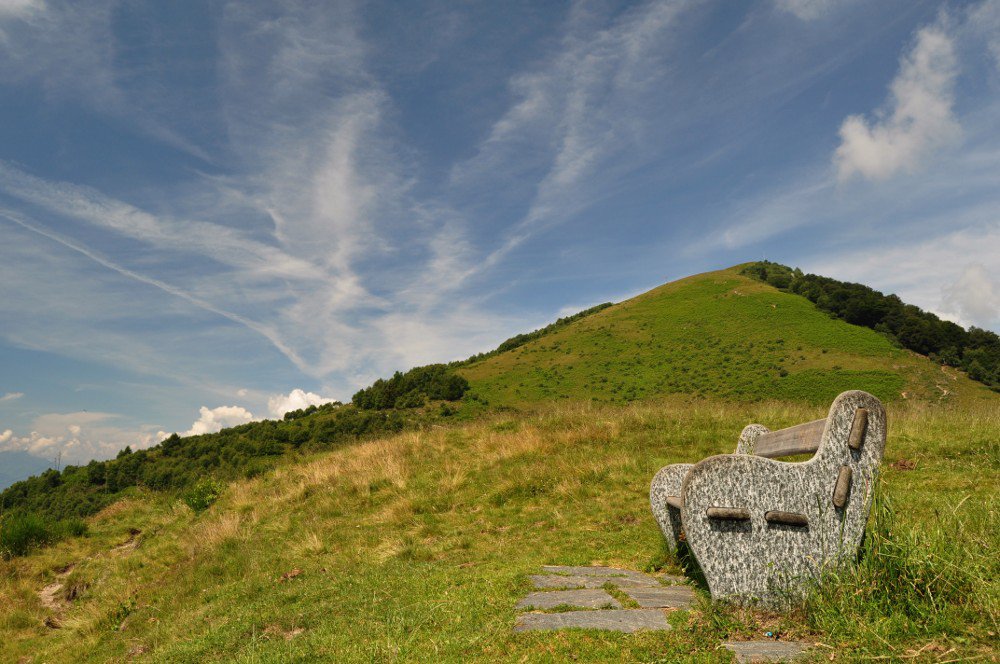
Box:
[514,608,671,633]
[517,589,621,611]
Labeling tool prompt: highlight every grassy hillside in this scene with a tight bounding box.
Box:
[2,265,998,662]
[457,267,995,409]
[0,399,996,662]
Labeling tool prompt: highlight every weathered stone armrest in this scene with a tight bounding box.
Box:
[649,463,694,551]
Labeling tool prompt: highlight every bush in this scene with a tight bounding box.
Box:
[182,478,225,513]
[0,512,52,558]
[352,364,469,409]
[55,518,88,538]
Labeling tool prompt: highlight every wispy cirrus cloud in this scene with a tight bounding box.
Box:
[0,0,211,159]
[0,391,23,402]
[453,0,695,266]
[774,0,854,21]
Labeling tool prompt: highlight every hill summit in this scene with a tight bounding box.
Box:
[457,265,994,408]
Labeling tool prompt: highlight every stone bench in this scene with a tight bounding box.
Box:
[650,390,887,606]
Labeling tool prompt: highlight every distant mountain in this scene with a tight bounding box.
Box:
[0,450,51,490]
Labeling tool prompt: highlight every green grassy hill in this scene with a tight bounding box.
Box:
[458,266,994,409]
[1,265,997,662]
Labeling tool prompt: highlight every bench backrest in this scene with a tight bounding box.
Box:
[753,418,825,458]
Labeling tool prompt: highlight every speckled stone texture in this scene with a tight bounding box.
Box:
[722,640,811,662]
[620,585,696,608]
[516,589,621,610]
[514,609,671,632]
[649,462,693,552]
[650,390,887,607]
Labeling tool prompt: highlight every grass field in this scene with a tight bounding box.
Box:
[1,397,996,663]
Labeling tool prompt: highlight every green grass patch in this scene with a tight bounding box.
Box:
[0,398,995,662]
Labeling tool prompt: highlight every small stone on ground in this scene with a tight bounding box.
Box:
[514,609,671,633]
[516,589,621,610]
[621,585,695,609]
[722,641,811,663]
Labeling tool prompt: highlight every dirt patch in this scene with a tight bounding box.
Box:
[37,562,78,611]
[278,568,303,582]
[263,624,305,641]
[112,528,143,556]
[890,459,917,471]
[38,582,65,611]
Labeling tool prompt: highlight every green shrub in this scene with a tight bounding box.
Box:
[55,518,88,538]
[182,478,225,513]
[0,512,52,558]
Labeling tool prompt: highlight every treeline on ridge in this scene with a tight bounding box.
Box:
[742,261,1000,390]
[1,387,469,557]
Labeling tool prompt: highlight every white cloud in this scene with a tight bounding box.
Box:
[0,411,162,463]
[175,405,255,437]
[0,0,44,18]
[835,20,961,181]
[968,0,1000,69]
[267,389,338,418]
[807,226,1000,331]
[942,264,999,329]
[774,0,851,21]
[0,391,23,402]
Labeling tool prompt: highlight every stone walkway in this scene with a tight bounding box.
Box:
[514,565,812,661]
[514,565,692,633]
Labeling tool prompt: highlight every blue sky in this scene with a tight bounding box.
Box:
[1,0,998,475]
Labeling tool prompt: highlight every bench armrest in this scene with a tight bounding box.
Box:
[650,463,694,551]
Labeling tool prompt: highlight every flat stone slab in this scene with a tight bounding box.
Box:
[516,589,621,611]
[540,565,686,585]
[540,565,650,581]
[514,609,671,633]
[722,641,811,663]
[529,574,660,590]
[621,585,696,609]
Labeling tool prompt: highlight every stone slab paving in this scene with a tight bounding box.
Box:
[529,574,661,590]
[516,589,621,611]
[621,585,696,609]
[540,565,651,582]
[722,641,811,663]
[514,609,671,633]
